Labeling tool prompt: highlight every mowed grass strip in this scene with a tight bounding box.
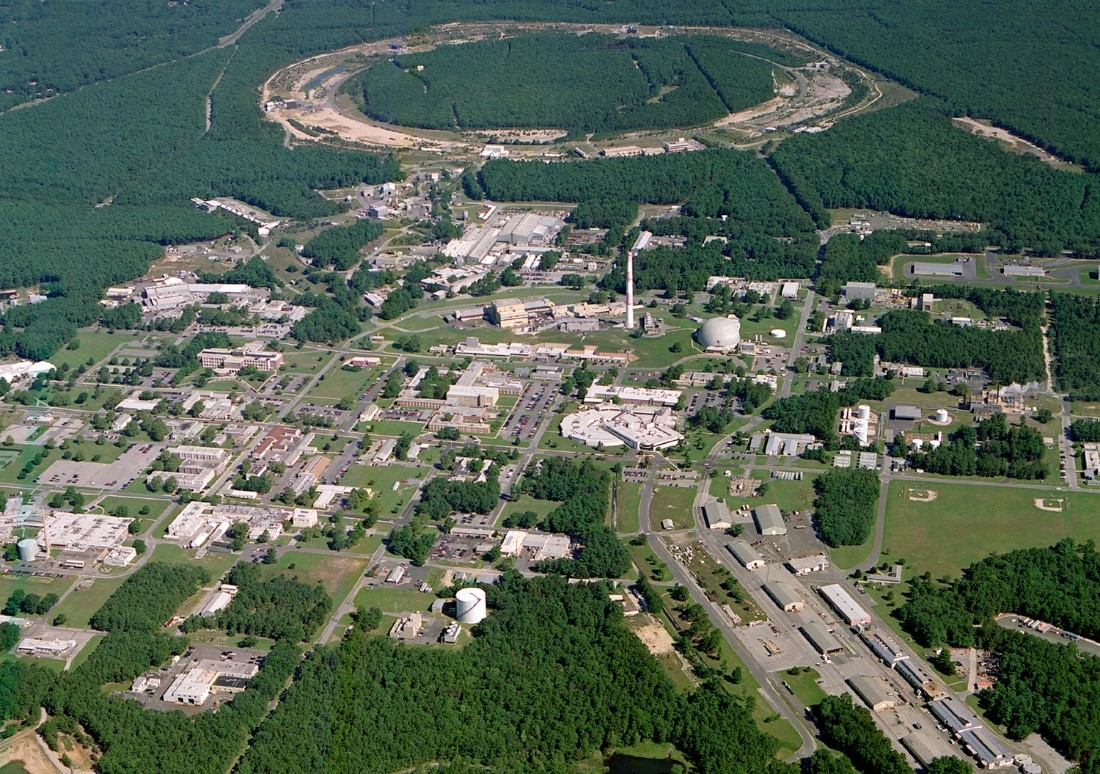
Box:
[883,480,1100,580]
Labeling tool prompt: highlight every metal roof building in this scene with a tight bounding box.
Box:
[959,728,1013,769]
[847,675,895,712]
[929,697,981,736]
[901,732,945,769]
[702,500,732,530]
[892,404,923,421]
[753,504,786,536]
[818,583,871,626]
[861,630,909,667]
[800,623,844,655]
[763,582,804,613]
[727,540,765,570]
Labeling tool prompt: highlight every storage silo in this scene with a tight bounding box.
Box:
[935,409,949,423]
[17,538,38,563]
[455,587,487,624]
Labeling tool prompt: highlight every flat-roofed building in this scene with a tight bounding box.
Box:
[727,540,764,570]
[818,583,871,626]
[197,344,282,373]
[861,630,909,667]
[446,385,499,408]
[800,623,844,655]
[841,281,876,301]
[847,675,895,712]
[702,500,732,530]
[763,582,804,613]
[892,404,923,421]
[901,732,946,769]
[753,504,786,536]
[929,697,981,736]
[959,728,1012,769]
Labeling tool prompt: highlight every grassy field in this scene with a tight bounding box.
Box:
[0,574,73,608]
[648,487,696,530]
[306,365,385,401]
[95,495,172,524]
[49,577,125,628]
[353,585,436,614]
[829,540,874,571]
[0,446,63,485]
[883,480,1100,579]
[149,543,239,578]
[365,419,425,437]
[50,331,137,370]
[497,495,560,527]
[614,481,642,533]
[340,464,420,515]
[269,549,367,602]
[627,539,671,582]
[781,666,828,708]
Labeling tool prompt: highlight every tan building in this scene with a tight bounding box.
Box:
[198,344,283,374]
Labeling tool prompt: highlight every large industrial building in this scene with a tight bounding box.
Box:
[752,504,786,536]
[800,623,844,656]
[727,540,765,570]
[818,583,872,627]
[560,405,684,451]
[847,675,896,712]
[702,500,732,530]
[763,582,804,613]
[164,659,258,706]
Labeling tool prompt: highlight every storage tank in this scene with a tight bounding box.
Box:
[857,405,871,420]
[455,587,487,625]
[17,538,38,563]
[935,408,949,423]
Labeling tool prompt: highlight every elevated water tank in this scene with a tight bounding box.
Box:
[17,538,37,563]
[455,587,487,625]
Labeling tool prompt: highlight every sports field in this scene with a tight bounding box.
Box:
[883,480,1100,579]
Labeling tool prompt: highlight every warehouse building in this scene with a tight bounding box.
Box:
[786,554,828,576]
[847,675,895,712]
[891,404,923,421]
[959,728,1013,769]
[727,540,765,570]
[800,623,844,656]
[818,583,871,626]
[861,630,909,667]
[901,732,946,769]
[841,281,876,301]
[763,582,804,613]
[702,500,732,531]
[753,504,786,536]
[928,697,981,736]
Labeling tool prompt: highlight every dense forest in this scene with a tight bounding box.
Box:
[894,540,1100,765]
[353,34,778,134]
[829,310,1045,384]
[300,219,384,271]
[771,100,1100,255]
[812,468,879,547]
[1050,293,1100,396]
[814,232,909,296]
[518,458,630,578]
[477,149,818,282]
[907,413,1048,480]
[237,573,794,774]
[761,377,894,443]
[811,695,911,774]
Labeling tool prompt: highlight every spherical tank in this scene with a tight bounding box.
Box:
[455,587,488,624]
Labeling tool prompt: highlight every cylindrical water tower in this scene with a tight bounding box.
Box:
[857,404,871,420]
[455,587,488,625]
[17,538,38,563]
[935,408,949,423]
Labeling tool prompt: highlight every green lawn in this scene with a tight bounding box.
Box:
[49,577,125,628]
[270,549,367,602]
[883,480,1100,580]
[0,574,74,609]
[353,585,436,614]
[96,495,172,524]
[627,539,671,582]
[781,667,829,708]
[0,446,63,485]
[149,543,239,578]
[648,487,696,530]
[51,331,137,370]
[365,420,425,437]
[614,481,642,533]
[339,464,420,515]
[722,471,818,515]
[830,540,874,571]
[306,365,385,401]
[497,495,560,527]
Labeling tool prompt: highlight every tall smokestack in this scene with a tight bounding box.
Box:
[626,251,635,330]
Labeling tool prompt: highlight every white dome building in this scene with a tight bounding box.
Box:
[696,316,741,352]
